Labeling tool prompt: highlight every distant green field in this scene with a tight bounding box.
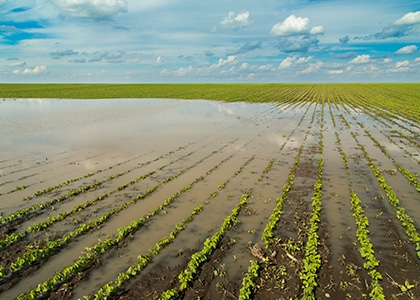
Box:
[1,83,419,122]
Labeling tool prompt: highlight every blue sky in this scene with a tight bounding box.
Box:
[0,0,419,83]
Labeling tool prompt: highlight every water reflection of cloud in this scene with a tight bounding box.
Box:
[267,132,286,148]
[26,98,51,106]
[217,103,235,115]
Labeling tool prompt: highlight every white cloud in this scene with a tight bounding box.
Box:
[21,65,47,75]
[239,63,249,70]
[310,26,324,35]
[270,15,324,36]
[8,61,26,67]
[327,69,344,75]
[300,61,323,74]
[395,60,409,68]
[160,65,194,77]
[279,57,295,69]
[383,58,392,64]
[257,64,274,71]
[211,55,238,69]
[51,0,128,19]
[154,56,163,67]
[388,60,410,72]
[247,73,255,80]
[217,11,251,31]
[394,11,420,26]
[350,54,371,64]
[279,56,312,69]
[395,45,418,54]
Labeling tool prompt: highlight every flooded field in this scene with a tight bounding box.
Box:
[0,85,419,300]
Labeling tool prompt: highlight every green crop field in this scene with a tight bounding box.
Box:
[0,83,419,299]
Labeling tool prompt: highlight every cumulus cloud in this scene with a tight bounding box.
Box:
[20,65,47,75]
[8,61,26,67]
[395,60,409,68]
[270,15,323,53]
[211,55,238,68]
[395,45,418,54]
[51,0,128,20]
[394,11,420,26]
[154,56,163,67]
[216,11,251,31]
[160,65,194,77]
[327,69,344,75]
[257,64,274,71]
[270,15,324,37]
[239,63,249,70]
[279,56,312,69]
[389,60,410,72]
[300,61,323,74]
[350,54,371,64]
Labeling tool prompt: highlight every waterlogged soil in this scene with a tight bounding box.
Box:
[0,95,419,300]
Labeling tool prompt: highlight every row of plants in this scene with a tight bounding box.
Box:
[0,178,108,226]
[351,132,420,259]
[350,191,385,300]
[364,130,419,191]
[159,190,253,299]
[15,145,242,299]
[89,155,257,299]
[299,157,324,300]
[334,127,386,299]
[238,259,260,300]
[262,145,303,247]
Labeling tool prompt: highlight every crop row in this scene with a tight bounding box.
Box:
[350,191,385,299]
[363,130,419,191]
[158,190,253,299]
[351,132,420,258]
[334,128,386,299]
[262,145,303,247]
[299,157,324,300]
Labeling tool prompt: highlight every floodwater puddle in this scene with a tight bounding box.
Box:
[0,97,419,300]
